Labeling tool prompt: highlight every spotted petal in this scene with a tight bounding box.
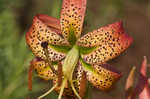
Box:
[31,57,56,80]
[74,62,87,98]
[77,21,133,64]
[26,14,69,61]
[80,59,121,91]
[60,0,87,44]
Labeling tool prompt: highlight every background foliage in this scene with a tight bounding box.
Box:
[0,0,150,99]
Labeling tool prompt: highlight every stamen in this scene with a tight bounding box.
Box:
[70,81,81,99]
[41,41,48,48]
[58,61,63,86]
[28,63,33,91]
[58,78,67,99]
[79,71,86,98]
[41,41,57,74]
[37,83,58,99]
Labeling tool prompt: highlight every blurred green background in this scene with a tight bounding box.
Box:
[0,0,150,99]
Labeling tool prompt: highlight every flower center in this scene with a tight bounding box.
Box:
[63,45,79,80]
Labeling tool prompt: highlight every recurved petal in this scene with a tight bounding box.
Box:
[37,14,61,34]
[80,60,121,91]
[78,21,133,64]
[26,14,69,61]
[31,57,56,80]
[87,64,121,91]
[60,0,87,40]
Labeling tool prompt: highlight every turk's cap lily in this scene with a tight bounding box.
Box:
[26,0,133,98]
[26,14,132,65]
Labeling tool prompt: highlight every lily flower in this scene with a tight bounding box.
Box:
[26,0,133,99]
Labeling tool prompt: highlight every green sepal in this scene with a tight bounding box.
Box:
[49,44,72,53]
[78,46,98,55]
[79,58,95,73]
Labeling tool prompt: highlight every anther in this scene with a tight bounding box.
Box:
[41,41,48,48]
